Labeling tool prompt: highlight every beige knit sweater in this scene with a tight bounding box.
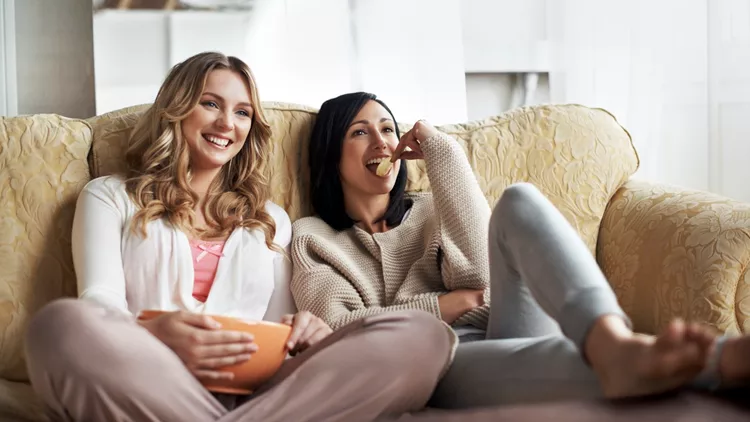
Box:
[291,132,491,331]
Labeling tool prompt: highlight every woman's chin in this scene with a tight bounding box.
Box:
[366,183,396,196]
[191,155,234,172]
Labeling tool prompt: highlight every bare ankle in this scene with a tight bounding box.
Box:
[584,315,634,365]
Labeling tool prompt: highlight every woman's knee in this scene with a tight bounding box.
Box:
[25,299,107,373]
[368,310,452,381]
[490,183,545,232]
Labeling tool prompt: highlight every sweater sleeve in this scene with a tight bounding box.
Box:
[420,132,491,291]
[291,251,443,330]
[72,181,130,314]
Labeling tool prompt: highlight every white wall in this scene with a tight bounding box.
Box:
[94,0,468,125]
[90,0,750,201]
[243,0,355,109]
[545,0,738,198]
[465,73,550,121]
[94,2,355,114]
[709,0,750,201]
[460,0,750,202]
[461,0,549,73]
[352,0,467,124]
[0,0,17,116]
[1,0,95,118]
[93,10,256,114]
[460,0,551,122]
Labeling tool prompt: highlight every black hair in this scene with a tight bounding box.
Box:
[309,92,411,231]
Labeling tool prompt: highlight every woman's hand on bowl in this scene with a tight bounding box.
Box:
[392,120,440,162]
[281,311,332,356]
[138,311,257,382]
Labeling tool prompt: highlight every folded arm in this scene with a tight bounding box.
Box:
[291,265,441,331]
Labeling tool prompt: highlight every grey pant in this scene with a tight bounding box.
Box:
[25,301,452,422]
[431,183,628,408]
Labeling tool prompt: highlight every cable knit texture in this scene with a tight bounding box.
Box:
[292,133,491,331]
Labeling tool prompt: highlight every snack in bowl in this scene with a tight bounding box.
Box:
[138,310,292,395]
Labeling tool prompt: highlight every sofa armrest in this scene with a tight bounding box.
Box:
[597,180,750,335]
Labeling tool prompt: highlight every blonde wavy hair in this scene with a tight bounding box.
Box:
[124,52,278,250]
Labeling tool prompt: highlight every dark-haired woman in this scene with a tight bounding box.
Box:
[291,92,750,408]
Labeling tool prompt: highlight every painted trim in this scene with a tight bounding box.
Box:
[0,0,17,117]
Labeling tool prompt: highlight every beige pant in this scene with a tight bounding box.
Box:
[25,299,452,422]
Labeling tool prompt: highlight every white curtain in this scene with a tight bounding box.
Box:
[547,0,750,202]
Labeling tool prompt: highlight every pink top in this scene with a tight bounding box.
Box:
[189,239,226,302]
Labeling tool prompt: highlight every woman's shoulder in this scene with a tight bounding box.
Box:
[82,175,128,196]
[292,215,340,239]
[79,175,132,211]
[75,176,135,221]
[405,191,432,202]
[291,215,355,252]
[290,216,354,264]
[264,201,292,247]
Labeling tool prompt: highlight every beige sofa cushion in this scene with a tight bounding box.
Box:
[89,103,638,253]
[0,115,92,382]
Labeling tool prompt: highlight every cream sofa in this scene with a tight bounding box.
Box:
[1,102,749,421]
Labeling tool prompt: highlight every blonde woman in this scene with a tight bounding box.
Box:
[24,53,452,422]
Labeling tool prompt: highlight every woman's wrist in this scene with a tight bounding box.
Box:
[419,132,446,147]
[136,317,158,337]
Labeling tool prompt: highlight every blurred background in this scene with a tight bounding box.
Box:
[2,0,750,201]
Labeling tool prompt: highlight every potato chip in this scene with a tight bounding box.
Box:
[376,159,392,176]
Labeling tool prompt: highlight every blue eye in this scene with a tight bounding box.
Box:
[236,110,250,117]
[202,101,218,108]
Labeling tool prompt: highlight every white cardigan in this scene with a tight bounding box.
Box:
[72,176,296,322]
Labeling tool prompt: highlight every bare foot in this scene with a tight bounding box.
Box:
[586,316,710,398]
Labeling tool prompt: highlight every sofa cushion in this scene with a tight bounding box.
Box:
[88,103,639,253]
[0,115,92,381]
[87,104,148,179]
[0,380,46,421]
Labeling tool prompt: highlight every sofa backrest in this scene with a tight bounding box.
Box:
[89,102,640,253]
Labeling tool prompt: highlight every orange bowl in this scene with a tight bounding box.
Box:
[138,310,292,395]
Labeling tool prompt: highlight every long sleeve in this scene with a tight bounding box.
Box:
[72,185,130,314]
[262,204,298,322]
[261,250,297,323]
[421,132,491,291]
[291,240,442,330]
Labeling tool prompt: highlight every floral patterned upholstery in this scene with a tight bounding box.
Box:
[0,114,91,421]
[599,180,750,335]
[1,102,748,421]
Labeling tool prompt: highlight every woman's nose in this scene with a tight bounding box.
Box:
[216,112,234,130]
[372,132,387,149]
